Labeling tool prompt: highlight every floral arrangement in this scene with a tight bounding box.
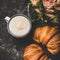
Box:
[28,0,60,23]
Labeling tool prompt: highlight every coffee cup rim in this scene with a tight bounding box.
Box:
[7,14,32,38]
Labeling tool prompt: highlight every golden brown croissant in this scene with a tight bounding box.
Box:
[33,26,60,55]
[23,44,51,60]
[47,34,60,55]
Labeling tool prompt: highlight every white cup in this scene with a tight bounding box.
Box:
[5,14,32,38]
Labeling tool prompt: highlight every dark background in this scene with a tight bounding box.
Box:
[0,0,60,60]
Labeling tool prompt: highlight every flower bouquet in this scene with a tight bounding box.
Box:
[27,0,60,23]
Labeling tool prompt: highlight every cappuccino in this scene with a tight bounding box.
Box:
[8,15,31,37]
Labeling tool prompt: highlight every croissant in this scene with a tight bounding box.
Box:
[33,26,60,55]
[24,44,51,60]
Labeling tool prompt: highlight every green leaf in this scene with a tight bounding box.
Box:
[29,16,36,22]
[53,15,58,23]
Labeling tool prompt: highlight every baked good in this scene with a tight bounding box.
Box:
[33,26,60,55]
[24,44,51,60]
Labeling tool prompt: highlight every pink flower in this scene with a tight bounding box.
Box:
[30,0,40,6]
[45,13,55,19]
[43,0,56,9]
[35,8,41,13]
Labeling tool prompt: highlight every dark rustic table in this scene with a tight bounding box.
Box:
[0,0,32,60]
[0,0,60,60]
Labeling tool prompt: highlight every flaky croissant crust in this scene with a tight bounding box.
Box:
[33,26,60,55]
[24,26,60,60]
[24,44,51,60]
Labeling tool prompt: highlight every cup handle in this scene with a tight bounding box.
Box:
[5,16,10,23]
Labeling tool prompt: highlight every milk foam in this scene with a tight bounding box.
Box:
[9,16,31,37]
